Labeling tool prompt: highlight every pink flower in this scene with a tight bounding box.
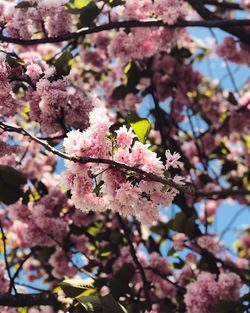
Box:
[184,272,242,313]
[115,126,135,147]
[165,150,182,169]
[218,273,242,301]
[0,262,10,293]
[197,235,217,254]
[49,248,77,280]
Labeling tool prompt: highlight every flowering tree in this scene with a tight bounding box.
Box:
[0,0,250,312]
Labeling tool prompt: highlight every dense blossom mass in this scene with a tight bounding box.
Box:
[62,102,183,223]
[184,272,242,313]
[0,0,249,313]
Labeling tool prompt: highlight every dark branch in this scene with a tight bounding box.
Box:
[196,188,250,199]
[0,293,60,307]
[0,19,250,45]
[117,214,151,310]
[204,0,243,10]
[0,121,193,194]
[0,224,17,294]
[187,0,250,43]
[1,121,249,200]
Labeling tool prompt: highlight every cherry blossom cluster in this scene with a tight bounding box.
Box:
[0,50,93,135]
[184,272,242,313]
[62,101,183,223]
[0,0,71,39]
[0,57,17,117]
[8,188,69,248]
[29,78,93,135]
[109,0,187,61]
[0,132,19,158]
[241,0,250,10]
[111,0,187,24]
[216,37,250,68]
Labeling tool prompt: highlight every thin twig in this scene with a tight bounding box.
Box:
[117,214,152,310]
[12,251,33,282]
[204,0,243,10]
[0,223,17,294]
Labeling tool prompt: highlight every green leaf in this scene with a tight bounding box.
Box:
[71,304,87,313]
[124,61,141,89]
[93,180,104,196]
[0,165,26,186]
[109,231,122,245]
[0,180,23,205]
[87,222,103,237]
[15,1,37,8]
[169,212,187,233]
[171,47,192,62]
[99,244,112,258]
[77,295,102,312]
[6,55,25,68]
[66,0,92,14]
[18,308,29,313]
[221,160,237,176]
[184,215,196,237]
[110,263,135,298]
[127,113,151,143]
[100,294,127,313]
[55,50,73,77]
[59,279,96,298]
[167,247,177,257]
[105,0,125,7]
[169,212,197,237]
[34,247,55,263]
[79,2,101,27]
[111,85,130,100]
[212,300,239,313]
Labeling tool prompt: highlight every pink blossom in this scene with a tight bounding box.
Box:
[218,273,242,300]
[216,37,250,67]
[115,126,135,147]
[197,235,218,254]
[62,104,181,223]
[0,59,17,117]
[165,150,182,169]
[49,248,77,280]
[184,272,242,313]
[30,78,93,135]
[241,0,250,10]
[0,262,10,293]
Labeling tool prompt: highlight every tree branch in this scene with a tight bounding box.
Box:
[187,0,250,43]
[0,121,194,195]
[116,214,151,310]
[2,121,249,200]
[0,223,17,294]
[0,293,60,307]
[196,188,250,199]
[0,19,250,45]
[204,0,243,10]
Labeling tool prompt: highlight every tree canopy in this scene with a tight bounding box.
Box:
[0,1,249,312]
